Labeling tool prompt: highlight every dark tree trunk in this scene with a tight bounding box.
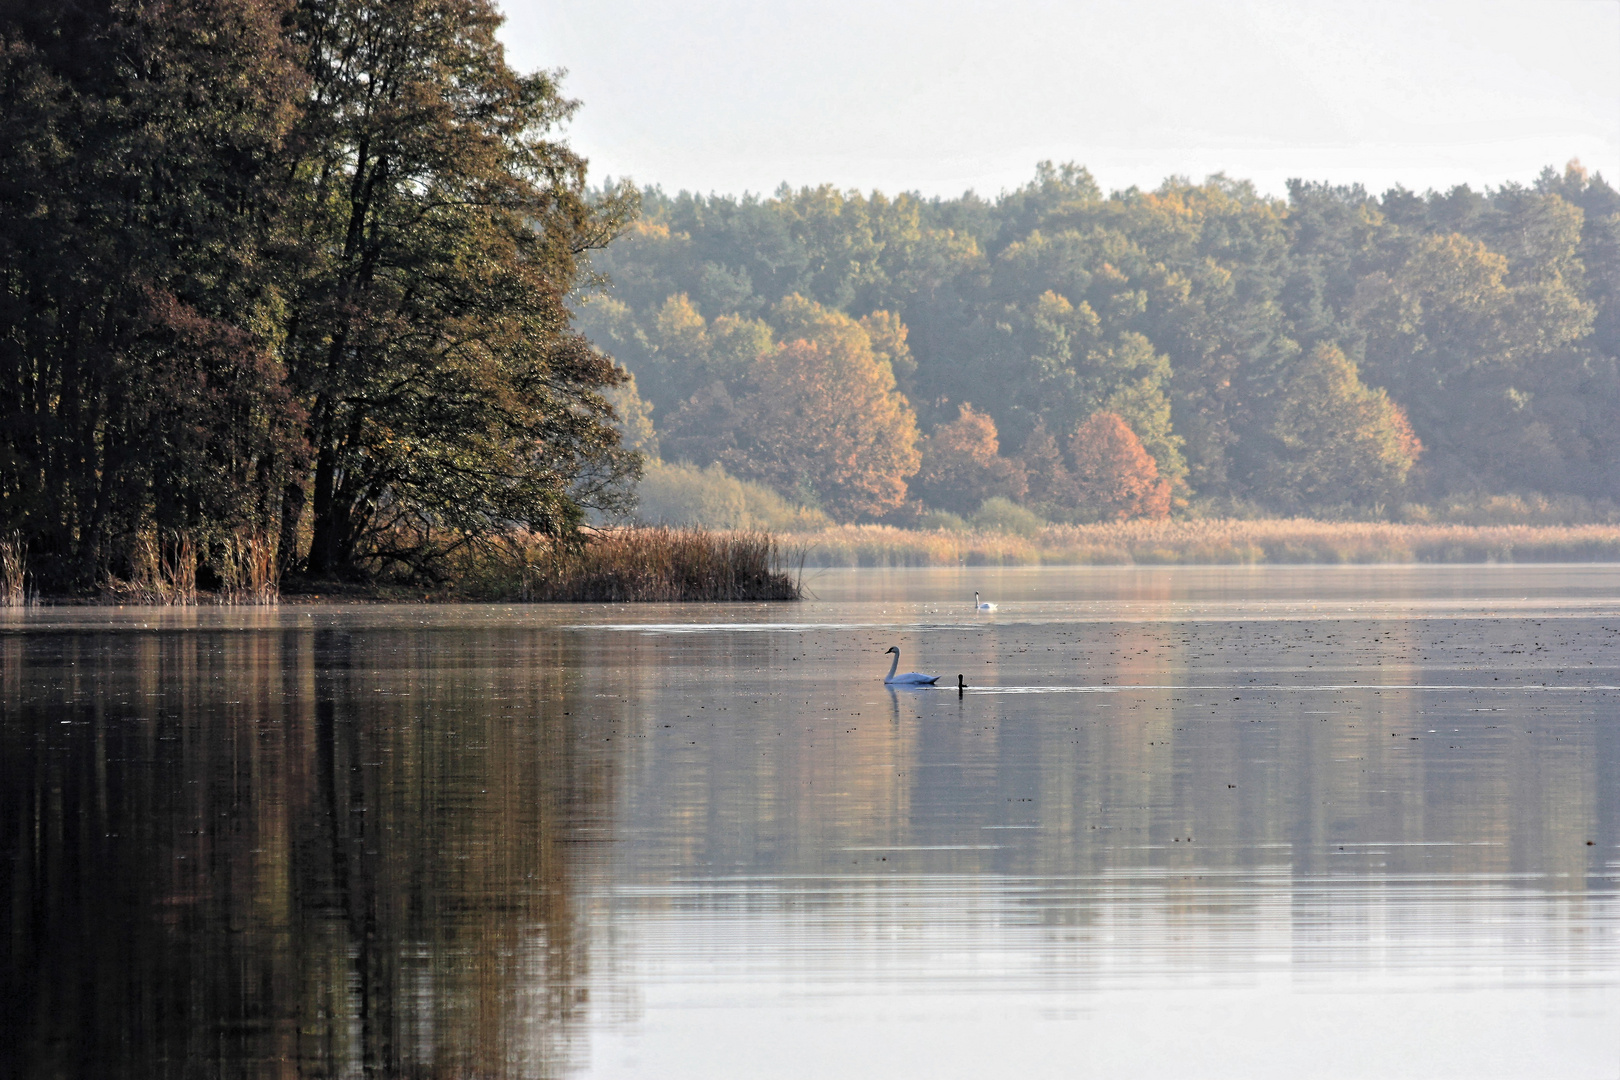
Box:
[307,438,342,577]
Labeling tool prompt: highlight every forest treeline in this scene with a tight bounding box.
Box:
[0,0,638,595]
[5,0,1618,598]
[584,161,1620,527]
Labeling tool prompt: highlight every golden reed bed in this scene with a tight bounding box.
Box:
[775,519,1620,568]
[477,527,802,601]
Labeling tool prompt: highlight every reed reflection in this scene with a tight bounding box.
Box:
[1,625,618,1080]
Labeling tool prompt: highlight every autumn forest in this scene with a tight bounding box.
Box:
[3,0,1619,596]
[588,162,1620,531]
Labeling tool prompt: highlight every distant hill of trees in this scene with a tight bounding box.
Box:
[582,162,1620,524]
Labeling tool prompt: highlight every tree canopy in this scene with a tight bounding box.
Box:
[7,0,1617,580]
[0,0,636,590]
[1067,412,1172,522]
[915,404,1026,516]
[610,295,921,520]
[583,160,1620,521]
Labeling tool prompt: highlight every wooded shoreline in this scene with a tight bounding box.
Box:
[0,527,804,606]
[7,521,1620,606]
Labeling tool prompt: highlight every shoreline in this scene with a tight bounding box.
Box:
[776,519,1620,568]
[7,520,1620,606]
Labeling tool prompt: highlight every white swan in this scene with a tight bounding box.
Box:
[975,591,996,611]
[883,646,939,685]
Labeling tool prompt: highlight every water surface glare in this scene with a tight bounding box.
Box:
[3,565,1618,1078]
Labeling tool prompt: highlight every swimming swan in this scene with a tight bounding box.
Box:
[883,646,939,685]
[975,591,996,611]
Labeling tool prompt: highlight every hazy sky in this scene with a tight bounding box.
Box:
[499,0,1620,200]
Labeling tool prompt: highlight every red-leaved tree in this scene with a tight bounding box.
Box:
[915,403,1027,515]
[1068,412,1171,521]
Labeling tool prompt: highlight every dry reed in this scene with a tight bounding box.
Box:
[777,519,1620,567]
[1,532,28,606]
[499,526,801,601]
[214,531,280,605]
[103,531,199,604]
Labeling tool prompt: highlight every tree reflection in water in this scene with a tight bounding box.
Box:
[0,625,616,1079]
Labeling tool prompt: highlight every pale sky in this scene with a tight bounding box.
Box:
[498,0,1620,200]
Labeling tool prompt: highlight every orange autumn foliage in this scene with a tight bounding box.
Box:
[1068,411,1171,521]
[916,403,1027,515]
[722,336,921,520]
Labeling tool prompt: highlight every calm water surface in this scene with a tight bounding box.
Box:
[3,565,1618,1078]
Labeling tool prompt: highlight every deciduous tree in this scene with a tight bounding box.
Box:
[1068,412,1171,521]
[723,335,919,519]
[280,0,639,576]
[1018,420,1074,510]
[915,404,1027,516]
[0,0,306,590]
[1258,343,1421,509]
[658,298,921,518]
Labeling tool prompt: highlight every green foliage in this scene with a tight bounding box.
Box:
[576,293,774,421]
[913,509,970,532]
[0,0,638,591]
[0,0,307,591]
[635,461,829,531]
[281,0,638,577]
[1407,492,1620,526]
[8,0,1618,595]
[604,373,660,461]
[599,295,921,521]
[969,497,1046,537]
[584,159,1620,517]
[1258,344,1422,510]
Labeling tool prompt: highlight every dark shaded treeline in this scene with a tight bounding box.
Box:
[586,162,1619,516]
[0,625,622,1078]
[0,0,637,594]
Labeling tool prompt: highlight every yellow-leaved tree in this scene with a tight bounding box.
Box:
[1260,343,1422,509]
[662,296,921,519]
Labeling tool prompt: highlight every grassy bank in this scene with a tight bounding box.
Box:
[775,519,1620,567]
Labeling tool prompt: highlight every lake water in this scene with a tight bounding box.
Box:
[3,565,1618,1079]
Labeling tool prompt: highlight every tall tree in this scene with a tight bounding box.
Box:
[280,0,637,576]
[0,0,306,591]
[586,160,1620,518]
[1257,343,1422,509]
[1349,230,1590,492]
[658,297,921,518]
[720,336,920,519]
[1018,420,1074,512]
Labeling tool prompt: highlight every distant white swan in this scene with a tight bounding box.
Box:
[883,646,939,685]
[975,591,996,611]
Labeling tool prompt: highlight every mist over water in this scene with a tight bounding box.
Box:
[3,566,1618,1078]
